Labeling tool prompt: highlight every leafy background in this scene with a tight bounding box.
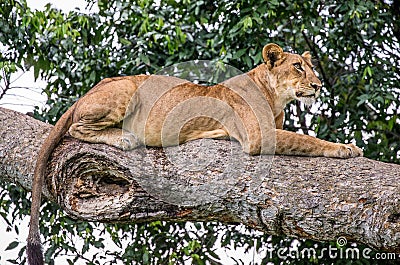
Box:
[0,0,399,264]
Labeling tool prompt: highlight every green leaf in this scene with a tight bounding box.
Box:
[33,64,40,80]
[119,37,132,46]
[139,54,150,65]
[232,48,247,60]
[89,71,96,83]
[356,94,370,107]
[242,16,253,30]
[142,250,149,264]
[5,241,19,251]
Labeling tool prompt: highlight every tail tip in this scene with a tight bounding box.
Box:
[27,241,44,265]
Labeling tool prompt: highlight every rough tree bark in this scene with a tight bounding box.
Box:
[0,107,399,253]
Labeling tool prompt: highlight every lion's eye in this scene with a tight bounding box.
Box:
[293,63,303,71]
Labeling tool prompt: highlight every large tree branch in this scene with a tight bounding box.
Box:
[0,107,399,253]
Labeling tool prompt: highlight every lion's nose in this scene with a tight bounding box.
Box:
[310,83,321,92]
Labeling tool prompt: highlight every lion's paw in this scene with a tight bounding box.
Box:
[112,132,141,151]
[336,143,363,158]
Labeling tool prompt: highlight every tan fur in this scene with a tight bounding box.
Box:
[27,43,362,265]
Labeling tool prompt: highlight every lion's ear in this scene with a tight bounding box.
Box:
[262,43,284,70]
[302,51,312,61]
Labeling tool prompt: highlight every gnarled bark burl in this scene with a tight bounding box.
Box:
[0,107,399,253]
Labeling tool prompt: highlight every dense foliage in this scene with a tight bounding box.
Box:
[1,0,399,264]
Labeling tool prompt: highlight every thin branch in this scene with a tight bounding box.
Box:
[301,31,332,90]
[0,69,11,100]
[0,102,37,107]
[295,101,309,135]
[4,93,42,101]
[7,86,44,94]
[10,70,27,84]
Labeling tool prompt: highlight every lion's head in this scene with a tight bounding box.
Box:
[262,43,322,106]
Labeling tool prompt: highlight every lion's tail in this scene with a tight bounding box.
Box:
[27,103,77,265]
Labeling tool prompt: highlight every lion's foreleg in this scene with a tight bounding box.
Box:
[274,129,363,158]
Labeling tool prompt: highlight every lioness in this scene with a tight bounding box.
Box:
[27,43,362,265]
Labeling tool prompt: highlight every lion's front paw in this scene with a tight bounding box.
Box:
[336,143,363,158]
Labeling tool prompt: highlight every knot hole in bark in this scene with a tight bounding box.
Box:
[57,153,136,221]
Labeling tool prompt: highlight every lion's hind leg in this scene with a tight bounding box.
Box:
[69,121,140,151]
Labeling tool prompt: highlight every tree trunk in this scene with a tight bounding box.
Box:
[0,107,399,253]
